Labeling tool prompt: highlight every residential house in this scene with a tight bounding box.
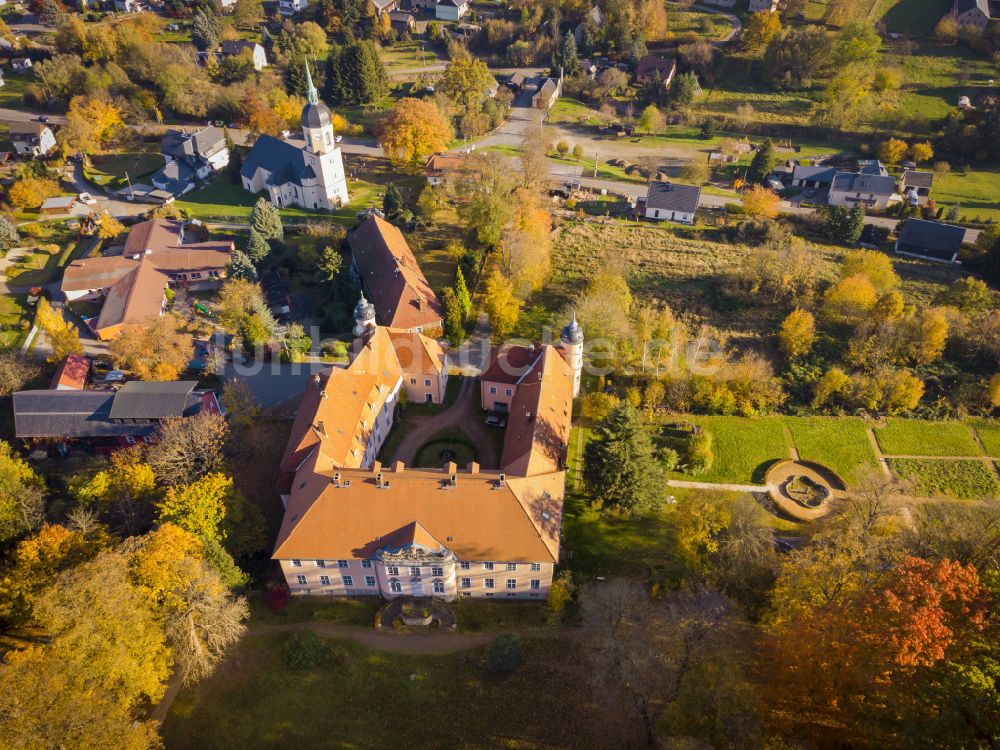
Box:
[828,172,897,211]
[790,165,839,190]
[114,0,141,10]
[424,151,466,186]
[748,0,781,11]
[10,58,32,71]
[388,10,415,32]
[348,215,443,333]
[531,74,563,110]
[900,170,934,206]
[644,180,701,224]
[895,219,965,264]
[634,55,677,87]
[241,65,350,210]
[153,125,229,197]
[40,196,77,215]
[272,311,582,602]
[435,0,469,21]
[952,0,992,29]
[13,381,222,451]
[279,0,308,15]
[60,218,233,340]
[220,40,268,70]
[371,0,399,15]
[50,354,90,390]
[10,122,56,157]
[409,0,436,10]
[574,5,604,44]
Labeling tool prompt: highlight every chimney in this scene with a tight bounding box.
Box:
[467,461,479,475]
[393,460,405,473]
[445,461,457,475]
[372,460,382,475]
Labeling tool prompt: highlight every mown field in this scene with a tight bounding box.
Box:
[874,419,982,457]
[888,458,1000,500]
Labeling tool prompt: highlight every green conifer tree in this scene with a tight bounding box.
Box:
[228,250,258,282]
[454,267,471,321]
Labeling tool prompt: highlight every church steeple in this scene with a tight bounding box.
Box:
[305,60,319,106]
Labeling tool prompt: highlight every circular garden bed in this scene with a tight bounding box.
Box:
[412,436,478,469]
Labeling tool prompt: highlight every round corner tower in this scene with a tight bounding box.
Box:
[559,314,584,398]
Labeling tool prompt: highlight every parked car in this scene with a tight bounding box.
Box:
[37,115,49,123]
[335,135,342,143]
[78,192,97,205]
[485,415,506,428]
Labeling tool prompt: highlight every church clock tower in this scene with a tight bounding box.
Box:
[299,62,350,210]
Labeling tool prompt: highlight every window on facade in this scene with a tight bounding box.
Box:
[433,581,445,594]
[319,575,331,586]
[290,559,302,567]
[506,579,517,590]
[390,580,402,593]
[432,566,443,577]
[410,378,416,385]
[506,563,517,571]
[484,562,494,571]
[190,273,202,280]
[424,379,431,387]
[531,579,541,590]
[530,563,541,572]
[410,566,420,577]
[296,575,307,585]
[337,559,349,568]
[316,560,326,567]
[124,435,136,445]
[362,560,373,569]
[365,576,376,587]
[505,388,513,396]
[459,561,470,570]
[460,577,471,588]
[485,578,495,589]
[387,566,399,576]
[489,386,497,394]
[342,575,354,586]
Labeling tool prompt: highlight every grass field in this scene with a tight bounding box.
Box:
[784,417,878,483]
[665,8,733,41]
[888,458,1000,499]
[881,0,951,36]
[972,421,1000,458]
[0,70,36,110]
[380,40,446,72]
[874,419,981,457]
[929,168,1000,224]
[674,416,790,485]
[0,294,30,348]
[162,632,596,750]
[88,146,162,189]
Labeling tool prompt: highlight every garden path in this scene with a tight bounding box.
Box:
[392,377,500,469]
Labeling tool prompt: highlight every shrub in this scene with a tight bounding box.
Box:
[686,429,714,475]
[486,632,524,673]
[322,340,349,358]
[547,570,575,614]
[283,629,330,669]
[264,584,290,611]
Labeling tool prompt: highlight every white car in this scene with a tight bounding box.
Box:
[335,135,342,143]
[78,192,97,205]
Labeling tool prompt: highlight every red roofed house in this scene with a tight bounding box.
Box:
[60,219,233,341]
[424,152,467,186]
[634,55,677,87]
[50,353,90,390]
[348,215,443,334]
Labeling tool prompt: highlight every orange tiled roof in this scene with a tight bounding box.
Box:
[273,456,563,563]
[94,263,170,332]
[387,329,446,375]
[425,151,467,176]
[499,346,574,477]
[50,353,90,390]
[349,216,443,331]
[481,343,543,385]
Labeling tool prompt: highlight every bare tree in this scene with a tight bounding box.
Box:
[518,125,550,193]
[0,350,42,397]
[841,466,906,536]
[65,506,103,536]
[907,502,1000,572]
[147,413,228,486]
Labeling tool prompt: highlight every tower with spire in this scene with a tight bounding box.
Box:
[353,292,376,338]
[559,314,584,397]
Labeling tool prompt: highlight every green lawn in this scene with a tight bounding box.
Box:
[0,70,36,110]
[783,417,878,484]
[888,458,1000,500]
[87,147,163,189]
[665,8,732,41]
[929,169,1000,224]
[881,0,951,36]
[972,421,1000,458]
[6,244,66,286]
[874,419,982,457]
[379,40,446,71]
[176,178,383,224]
[0,294,31,348]
[672,416,790,485]
[162,632,594,750]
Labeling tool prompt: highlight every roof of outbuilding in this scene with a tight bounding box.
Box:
[646,180,701,214]
[635,55,677,79]
[897,219,966,259]
[13,390,149,439]
[50,353,90,390]
[901,170,934,189]
[107,380,198,420]
[348,216,443,330]
[954,0,989,15]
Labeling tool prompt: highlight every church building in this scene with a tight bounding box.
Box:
[240,64,350,211]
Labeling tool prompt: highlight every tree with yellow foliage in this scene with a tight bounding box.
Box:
[779,308,816,359]
[108,314,191,381]
[376,97,453,170]
[877,138,908,165]
[8,178,60,209]
[35,298,83,363]
[269,89,308,130]
[499,190,552,296]
[840,249,900,294]
[911,306,949,364]
[155,473,234,544]
[61,95,124,156]
[741,184,781,219]
[823,274,877,323]
[97,212,125,240]
[987,373,1000,409]
[909,141,933,164]
[483,268,521,340]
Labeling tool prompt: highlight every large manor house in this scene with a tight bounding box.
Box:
[273,217,584,601]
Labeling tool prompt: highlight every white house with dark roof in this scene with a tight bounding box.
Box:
[240,64,349,211]
[153,125,229,197]
[828,172,896,211]
[219,40,268,70]
[895,219,965,264]
[435,0,469,21]
[952,0,992,29]
[900,170,934,206]
[10,122,56,157]
[279,0,308,14]
[644,180,701,224]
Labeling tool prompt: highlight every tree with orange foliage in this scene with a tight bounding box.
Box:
[60,95,124,156]
[741,184,781,219]
[376,97,453,170]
